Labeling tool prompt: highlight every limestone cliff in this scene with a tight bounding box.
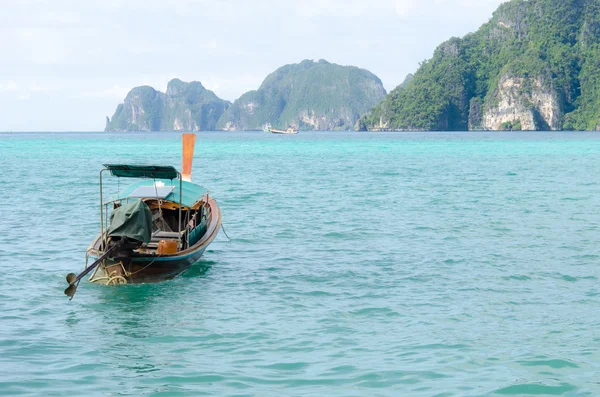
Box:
[360,0,600,131]
[105,79,230,132]
[469,74,561,130]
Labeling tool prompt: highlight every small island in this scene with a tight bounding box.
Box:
[105,79,230,132]
[105,60,387,132]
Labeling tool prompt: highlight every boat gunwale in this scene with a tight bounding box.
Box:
[87,197,221,261]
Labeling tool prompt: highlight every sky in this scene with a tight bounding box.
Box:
[0,0,507,131]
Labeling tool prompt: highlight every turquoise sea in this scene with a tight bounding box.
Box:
[1,131,600,396]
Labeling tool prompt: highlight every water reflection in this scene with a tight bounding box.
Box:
[80,260,213,340]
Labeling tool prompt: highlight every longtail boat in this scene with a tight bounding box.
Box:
[269,126,298,134]
[65,134,221,298]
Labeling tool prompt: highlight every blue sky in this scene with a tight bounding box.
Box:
[0,0,506,131]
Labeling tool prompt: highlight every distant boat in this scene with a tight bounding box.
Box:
[269,126,298,134]
[64,134,222,298]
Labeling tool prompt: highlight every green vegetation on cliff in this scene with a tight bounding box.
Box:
[216,59,386,131]
[360,0,600,131]
[105,79,230,132]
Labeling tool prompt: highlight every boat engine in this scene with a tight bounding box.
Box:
[105,199,153,256]
[106,236,143,258]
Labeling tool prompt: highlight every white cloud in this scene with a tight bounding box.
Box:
[0,81,19,92]
[0,0,507,130]
[34,10,82,26]
[290,0,376,17]
[201,73,265,102]
[392,0,504,18]
[15,28,72,65]
[29,81,56,93]
[393,0,420,17]
[70,85,130,100]
[198,38,218,50]
[0,80,60,101]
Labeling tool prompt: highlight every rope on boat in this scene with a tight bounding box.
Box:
[128,253,163,276]
[221,223,232,241]
[105,271,128,286]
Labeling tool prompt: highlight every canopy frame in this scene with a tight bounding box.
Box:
[99,167,183,252]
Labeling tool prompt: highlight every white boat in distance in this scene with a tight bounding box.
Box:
[268,126,298,134]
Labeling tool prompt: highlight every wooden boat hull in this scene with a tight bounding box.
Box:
[87,198,221,285]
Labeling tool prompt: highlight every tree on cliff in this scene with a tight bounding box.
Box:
[359,0,600,131]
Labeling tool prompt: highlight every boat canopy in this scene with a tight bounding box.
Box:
[109,179,208,209]
[103,164,179,180]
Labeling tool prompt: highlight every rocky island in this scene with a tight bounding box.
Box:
[106,60,386,132]
[217,59,386,131]
[105,79,230,132]
[359,0,600,131]
[106,0,600,133]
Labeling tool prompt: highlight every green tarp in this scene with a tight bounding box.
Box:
[106,200,153,244]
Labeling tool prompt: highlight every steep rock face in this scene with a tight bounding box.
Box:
[360,0,600,131]
[107,86,163,131]
[477,75,561,130]
[105,79,230,132]
[216,59,386,131]
[468,98,484,130]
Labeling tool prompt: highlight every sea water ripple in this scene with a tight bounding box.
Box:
[1,131,600,396]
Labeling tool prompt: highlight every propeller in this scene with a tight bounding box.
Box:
[64,241,122,299]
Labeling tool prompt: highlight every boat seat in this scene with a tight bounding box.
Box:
[145,230,184,248]
[151,231,182,241]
